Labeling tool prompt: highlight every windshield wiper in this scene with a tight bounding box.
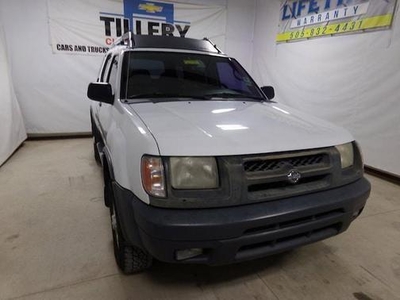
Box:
[127,93,214,100]
[127,92,262,101]
[203,92,263,100]
[127,92,180,99]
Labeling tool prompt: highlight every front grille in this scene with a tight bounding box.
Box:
[241,149,335,202]
[248,174,328,192]
[244,154,327,173]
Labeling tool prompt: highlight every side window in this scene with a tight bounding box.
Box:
[99,54,112,82]
[107,55,119,94]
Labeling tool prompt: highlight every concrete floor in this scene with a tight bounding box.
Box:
[0,138,399,300]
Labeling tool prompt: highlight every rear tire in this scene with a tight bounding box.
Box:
[108,179,152,274]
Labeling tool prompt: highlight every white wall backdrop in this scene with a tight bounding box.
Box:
[0,24,26,166]
[225,0,256,71]
[252,0,400,176]
[0,0,112,134]
[0,0,255,135]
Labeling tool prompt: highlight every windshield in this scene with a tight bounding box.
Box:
[121,51,264,101]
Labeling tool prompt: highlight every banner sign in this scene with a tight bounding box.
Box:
[277,0,397,43]
[48,0,227,55]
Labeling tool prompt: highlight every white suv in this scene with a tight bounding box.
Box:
[88,32,370,274]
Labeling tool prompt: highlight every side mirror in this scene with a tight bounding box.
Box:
[87,82,114,104]
[261,86,275,100]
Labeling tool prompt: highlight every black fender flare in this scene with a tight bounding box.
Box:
[102,146,115,182]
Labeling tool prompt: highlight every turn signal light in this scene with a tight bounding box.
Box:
[141,156,166,198]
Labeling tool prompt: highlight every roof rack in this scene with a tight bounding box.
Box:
[112,31,134,48]
[203,37,223,54]
[110,32,224,54]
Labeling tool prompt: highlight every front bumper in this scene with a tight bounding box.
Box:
[113,177,370,265]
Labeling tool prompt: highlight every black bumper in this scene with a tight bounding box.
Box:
[112,177,370,265]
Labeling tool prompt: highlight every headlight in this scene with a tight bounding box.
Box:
[335,142,354,169]
[141,156,166,197]
[170,157,219,189]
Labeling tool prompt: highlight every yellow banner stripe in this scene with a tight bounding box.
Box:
[276,14,394,42]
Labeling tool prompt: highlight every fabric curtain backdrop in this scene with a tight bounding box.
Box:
[0,0,239,135]
[0,23,26,166]
[251,0,400,176]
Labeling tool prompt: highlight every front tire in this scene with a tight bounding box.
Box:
[109,183,153,274]
[93,137,101,164]
[91,114,101,165]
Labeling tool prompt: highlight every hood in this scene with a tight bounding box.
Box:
[128,100,353,156]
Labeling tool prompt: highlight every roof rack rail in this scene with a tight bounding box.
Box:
[112,31,134,48]
[110,32,224,54]
[203,37,223,54]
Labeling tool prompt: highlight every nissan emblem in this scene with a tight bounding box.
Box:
[287,169,301,184]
